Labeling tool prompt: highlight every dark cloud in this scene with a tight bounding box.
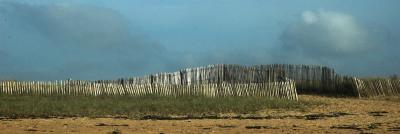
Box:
[0,2,169,80]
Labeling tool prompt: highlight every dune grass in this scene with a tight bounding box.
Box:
[0,94,319,118]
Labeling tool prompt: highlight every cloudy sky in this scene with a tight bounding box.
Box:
[0,0,399,80]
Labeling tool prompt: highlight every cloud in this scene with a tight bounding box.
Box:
[302,11,318,24]
[278,10,400,76]
[0,1,169,80]
[281,10,372,58]
[1,2,398,80]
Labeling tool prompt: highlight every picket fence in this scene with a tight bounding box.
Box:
[0,80,298,100]
[100,64,355,95]
[2,64,397,98]
[353,78,400,97]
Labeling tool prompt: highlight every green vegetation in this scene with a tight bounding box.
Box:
[0,95,319,118]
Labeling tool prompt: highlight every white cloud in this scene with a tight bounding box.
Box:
[302,11,317,24]
[279,10,400,76]
[282,10,370,57]
[315,11,368,52]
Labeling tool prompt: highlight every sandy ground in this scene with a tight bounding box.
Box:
[1,95,399,134]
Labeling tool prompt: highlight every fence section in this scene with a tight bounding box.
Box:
[353,78,400,97]
[4,64,383,98]
[0,80,298,100]
[100,64,354,95]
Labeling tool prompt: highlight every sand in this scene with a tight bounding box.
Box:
[1,95,399,134]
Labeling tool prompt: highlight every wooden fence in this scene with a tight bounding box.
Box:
[99,64,354,95]
[7,64,396,98]
[353,78,400,97]
[103,64,335,85]
[0,80,298,100]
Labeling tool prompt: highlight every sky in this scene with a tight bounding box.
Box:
[0,0,399,80]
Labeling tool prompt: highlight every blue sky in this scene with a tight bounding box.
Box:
[1,0,399,80]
